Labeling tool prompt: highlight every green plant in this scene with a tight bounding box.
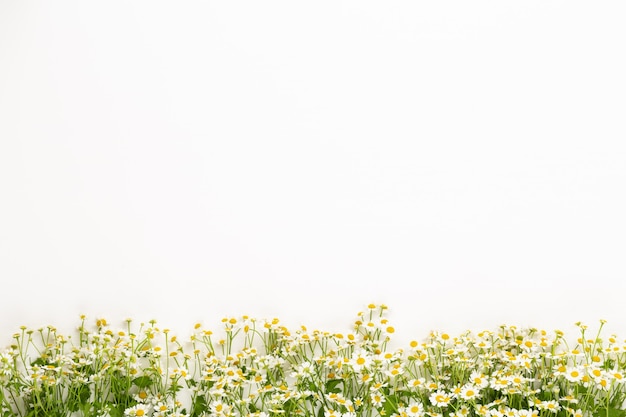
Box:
[1,305,625,417]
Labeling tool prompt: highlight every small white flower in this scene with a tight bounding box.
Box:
[429,390,451,407]
[564,367,583,383]
[370,392,385,407]
[325,409,340,417]
[124,404,150,417]
[405,400,425,417]
[350,350,372,372]
[459,385,479,401]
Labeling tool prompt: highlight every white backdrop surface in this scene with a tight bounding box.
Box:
[1,1,626,347]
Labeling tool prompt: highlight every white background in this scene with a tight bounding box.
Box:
[1,1,625,347]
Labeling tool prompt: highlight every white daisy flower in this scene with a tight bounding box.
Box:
[429,390,451,408]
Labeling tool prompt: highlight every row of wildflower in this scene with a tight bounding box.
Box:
[1,305,626,417]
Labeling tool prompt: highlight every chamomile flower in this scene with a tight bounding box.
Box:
[404,400,425,417]
[517,410,539,417]
[459,385,480,401]
[6,304,626,417]
[469,371,489,389]
[537,400,560,413]
[429,390,452,408]
[407,377,426,389]
[325,409,341,417]
[350,349,372,372]
[370,392,385,407]
[210,401,231,416]
[385,363,404,378]
[568,409,584,417]
[595,375,611,391]
[153,401,171,414]
[611,370,624,382]
[124,404,150,417]
[291,361,314,379]
[564,367,584,383]
[133,390,150,403]
[490,376,510,391]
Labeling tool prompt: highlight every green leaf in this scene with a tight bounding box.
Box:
[132,375,153,388]
[325,379,342,394]
[109,407,123,417]
[30,357,46,367]
[191,396,207,417]
[383,394,399,416]
[78,384,91,404]
[284,398,297,413]
[598,407,626,417]
[168,382,183,394]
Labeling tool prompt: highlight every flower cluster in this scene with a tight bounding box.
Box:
[1,305,625,417]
